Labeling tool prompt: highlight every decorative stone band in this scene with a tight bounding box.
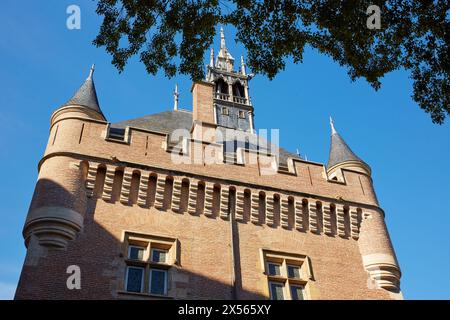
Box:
[120,169,133,204]
[235,190,245,221]
[362,253,401,292]
[350,208,361,240]
[322,204,332,235]
[187,180,198,215]
[280,198,289,229]
[154,176,166,210]
[85,165,98,197]
[250,193,259,224]
[171,179,182,213]
[102,166,116,201]
[220,188,229,219]
[265,195,275,227]
[308,202,318,234]
[23,206,84,249]
[204,184,215,217]
[336,205,346,237]
[137,174,149,207]
[294,201,304,231]
[83,161,372,239]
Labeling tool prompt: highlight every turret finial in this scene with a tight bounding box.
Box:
[220,26,226,49]
[240,56,247,75]
[210,48,214,67]
[88,64,95,79]
[330,116,337,135]
[173,84,179,111]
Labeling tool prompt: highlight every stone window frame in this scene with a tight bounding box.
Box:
[120,231,179,299]
[238,110,246,119]
[221,107,230,116]
[260,249,314,300]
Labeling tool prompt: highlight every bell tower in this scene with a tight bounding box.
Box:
[206,27,255,133]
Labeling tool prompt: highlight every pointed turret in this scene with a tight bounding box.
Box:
[220,26,226,49]
[62,65,104,118]
[327,117,371,176]
[215,26,234,72]
[240,56,247,76]
[209,48,214,67]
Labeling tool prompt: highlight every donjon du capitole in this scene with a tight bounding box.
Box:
[15,29,402,300]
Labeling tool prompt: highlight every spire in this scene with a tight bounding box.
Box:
[240,56,247,75]
[216,26,234,71]
[220,26,226,49]
[327,118,369,170]
[173,84,179,111]
[63,65,103,116]
[209,48,214,67]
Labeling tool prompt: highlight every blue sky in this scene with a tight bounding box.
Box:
[1,1,449,300]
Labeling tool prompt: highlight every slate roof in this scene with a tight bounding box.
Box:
[327,129,368,169]
[62,67,104,116]
[115,110,193,134]
[114,110,299,165]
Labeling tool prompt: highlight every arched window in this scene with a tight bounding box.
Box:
[232,81,245,98]
[215,78,228,94]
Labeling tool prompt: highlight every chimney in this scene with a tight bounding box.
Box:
[191,81,217,143]
[192,81,215,124]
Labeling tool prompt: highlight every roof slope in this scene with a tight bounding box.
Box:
[62,66,103,116]
[115,110,193,134]
[114,110,299,165]
[327,119,368,169]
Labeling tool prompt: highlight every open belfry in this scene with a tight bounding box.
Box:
[15,29,402,300]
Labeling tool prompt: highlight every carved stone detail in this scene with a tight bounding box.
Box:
[154,176,166,210]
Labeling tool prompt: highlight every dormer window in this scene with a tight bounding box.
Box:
[108,127,126,141]
[222,107,229,116]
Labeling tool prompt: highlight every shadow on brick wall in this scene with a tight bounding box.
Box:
[15,179,265,300]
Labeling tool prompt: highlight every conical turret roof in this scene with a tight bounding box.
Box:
[327,117,368,169]
[62,65,103,116]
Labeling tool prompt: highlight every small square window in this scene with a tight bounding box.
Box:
[150,269,167,295]
[222,107,229,115]
[287,265,300,279]
[290,285,304,300]
[267,263,281,276]
[269,282,284,300]
[238,110,246,119]
[128,246,145,260]
[125,266,144,293]
[151,249,167,263]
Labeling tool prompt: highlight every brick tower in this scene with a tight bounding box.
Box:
[15,31,402,300]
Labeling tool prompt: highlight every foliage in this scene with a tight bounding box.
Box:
[94,0,449,123]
